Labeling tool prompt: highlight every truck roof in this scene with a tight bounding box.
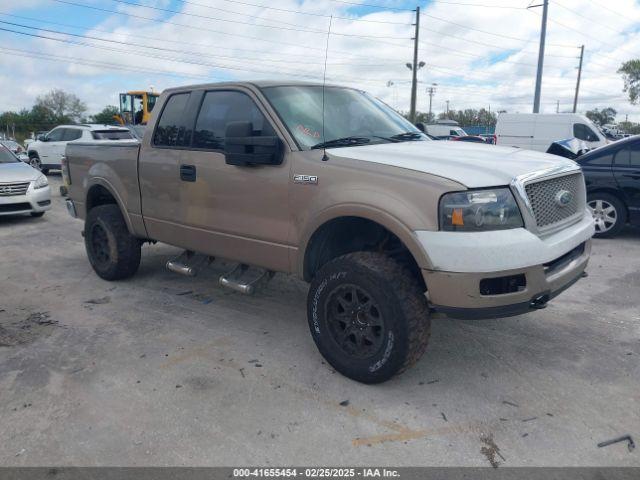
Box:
[163,80,351,93]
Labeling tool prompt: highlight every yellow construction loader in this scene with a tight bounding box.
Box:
[115,90,159,126]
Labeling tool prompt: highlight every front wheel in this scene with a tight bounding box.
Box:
[85,204,141,280]
[29,155,42,171]
[587,193,626,238]
[307,252,431,384]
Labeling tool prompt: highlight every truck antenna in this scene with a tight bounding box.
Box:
[321,15,333,162]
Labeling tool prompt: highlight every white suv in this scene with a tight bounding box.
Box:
[27,124,133,174]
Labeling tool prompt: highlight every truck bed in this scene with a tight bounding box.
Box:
[65,140,143,225]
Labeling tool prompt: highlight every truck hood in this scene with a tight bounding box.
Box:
[0,161,41,183]
[328,141,578,188]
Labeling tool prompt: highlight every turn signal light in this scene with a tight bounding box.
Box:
[451,208,464,226]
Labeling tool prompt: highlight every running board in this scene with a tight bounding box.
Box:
[219,264,275,295]
[166,250,213,277]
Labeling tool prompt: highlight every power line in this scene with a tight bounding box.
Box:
[0,25,407,86]
[173,0,413,25]
[48,0,380,56]
[420,10,577,48]
[0,11,397,64]
[52,0,411,51]
[106,0,411,41]
[327,0,415,12]
[553,0,622,35]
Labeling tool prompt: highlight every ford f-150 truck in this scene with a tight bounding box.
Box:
[64,81,595,383]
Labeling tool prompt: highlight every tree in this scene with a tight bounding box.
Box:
[90,105,120,125]
[585,107,617,126]
[35,89,87,123]
[618,59,640,105]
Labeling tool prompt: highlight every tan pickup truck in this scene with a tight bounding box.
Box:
[64,81,594,383]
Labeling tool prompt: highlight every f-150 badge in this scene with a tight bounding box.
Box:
[293,174,318,185]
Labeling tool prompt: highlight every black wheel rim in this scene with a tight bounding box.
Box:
[325,284,386,359]
[90,224,110,265]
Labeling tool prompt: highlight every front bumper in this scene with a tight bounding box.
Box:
[417,213,595,319]
[0,183,51,216]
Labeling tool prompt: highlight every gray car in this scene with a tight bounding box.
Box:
[0,144,51,217]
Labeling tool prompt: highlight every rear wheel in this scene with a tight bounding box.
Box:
[587,193,626,238]
[85,204,141,280]
[307,252,431,384]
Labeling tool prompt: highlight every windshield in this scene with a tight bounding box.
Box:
[262,86,427,150]
[0,145,19,163]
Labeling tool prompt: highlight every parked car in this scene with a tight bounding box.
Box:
[64,81,594,383]
[451,135,488,144]
[577,135,640,237]
[0,140,29,162]
[495,113,607,153]
[0,144,51,218]
[27,124,134,174]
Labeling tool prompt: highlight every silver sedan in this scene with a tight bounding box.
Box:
[0,144,51,217]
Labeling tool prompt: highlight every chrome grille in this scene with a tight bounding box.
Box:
[0,182,30,196]
[524,173,582,228]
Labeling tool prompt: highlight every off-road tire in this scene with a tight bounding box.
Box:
[587,192,626,238]
[307,252,431,384]
[84,204,141,281]
[30,212,45,218]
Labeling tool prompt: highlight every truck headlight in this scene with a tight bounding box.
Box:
[439,188,523,231]
[33,174,48,190]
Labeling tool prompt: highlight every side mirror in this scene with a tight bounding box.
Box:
[224,121,283,166]
[415,122,426,133]
[37,134,47,142]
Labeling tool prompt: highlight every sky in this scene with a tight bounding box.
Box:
[0,0,639,122]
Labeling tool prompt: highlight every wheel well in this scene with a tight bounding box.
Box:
[303,216,426,291]
[86,185,118,213]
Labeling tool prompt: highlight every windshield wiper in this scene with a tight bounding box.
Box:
[311,136,372,150]
[389,131,424,141]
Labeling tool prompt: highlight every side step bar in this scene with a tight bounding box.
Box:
[166,251,213,277]
[219,264,275,295]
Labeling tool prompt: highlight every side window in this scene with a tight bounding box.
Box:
[47,128,65,141]
[630,143,640,167]
[584,152,614,166]
[614,149,630,167]
[193,90,274,150]
[153,93,191,147]
[63,129,83,141]
[573,123,599,142]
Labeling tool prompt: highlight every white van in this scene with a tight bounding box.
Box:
[495,113,607,153]
[421,121,468,138]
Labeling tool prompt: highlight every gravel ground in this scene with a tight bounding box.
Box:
[0,175,638,467]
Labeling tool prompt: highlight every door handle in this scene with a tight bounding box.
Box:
[180,164,196,182]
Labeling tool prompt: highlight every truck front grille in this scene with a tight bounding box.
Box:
[524,173,582,229]
[0,182,30,196]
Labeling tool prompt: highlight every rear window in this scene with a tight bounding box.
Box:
[92,130,134,140]
[63,129,83,141]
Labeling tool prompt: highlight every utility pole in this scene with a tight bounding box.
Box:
[573,45,584,114]
[446,100,450,116]
[532,0,549,113]
[409,6,420,123]
[427,84,437,121]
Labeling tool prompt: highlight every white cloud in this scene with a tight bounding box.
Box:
[0,0,638,121]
